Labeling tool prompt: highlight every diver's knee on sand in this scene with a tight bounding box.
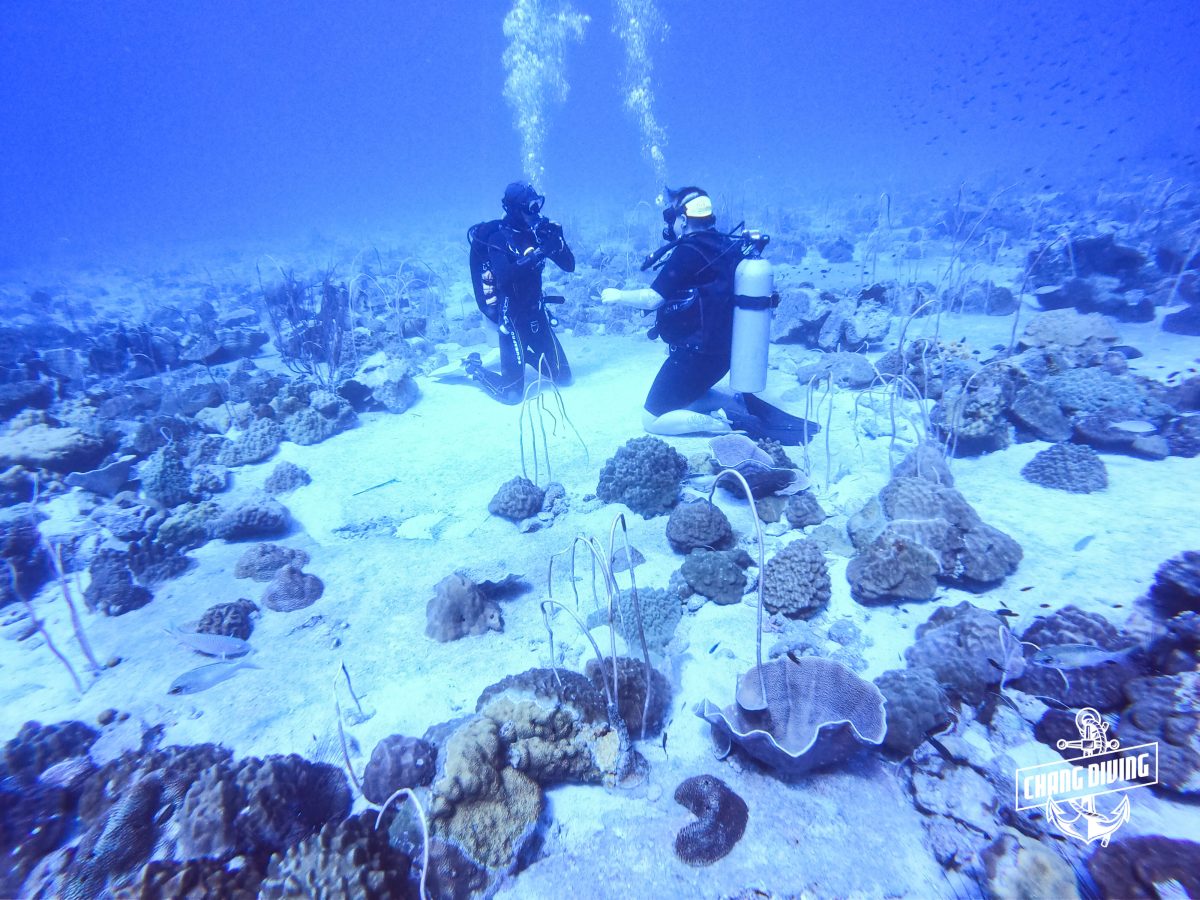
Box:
[641,407,732,436]
[685,388,732,413]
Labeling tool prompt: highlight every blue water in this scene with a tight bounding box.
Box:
[2,3,1200,897]
[3,0,1197,265]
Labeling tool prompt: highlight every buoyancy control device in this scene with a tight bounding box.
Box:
[730,230,778,393]
[641,223,778,388]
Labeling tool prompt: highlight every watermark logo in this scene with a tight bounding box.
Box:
[1015,708,1158,847]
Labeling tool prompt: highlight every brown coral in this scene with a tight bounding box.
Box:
[258,813,412,899]
[427,717,544,872]
[424,573,501,642]
[234,543,311,582]
[487,477,544,522]
[262,565,324,612]
[762,538,831,618]
[665,499,734,554]
[195,599,260,640]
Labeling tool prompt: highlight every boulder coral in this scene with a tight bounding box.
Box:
[424,666,645,874]
[84,550,153,617]
[474,668,618,785]
[234,543,310,582]
[195,599,259,640]
[137,447,195,508]
[905,602,1021,706]
[216,417,282,468]
[681,548,753,607]
[1152,550,1200,615]
[487,476,544,522]
[262,565,324,612]
[1116,672,1199,796]
[426,716,544,872]
[665,499,734,554]
[258,813,412,899]
[212,496,291,542]
[362,734,437,805]
[263,460,312,496]
[596,436,687,518]
[1020,442,1107,493]
[847,533,941,604]
[847,460,1022,602]
[425,573,501,642]
[1013,605,1142,711]
[873,667,953,756]
[762,538,831,618]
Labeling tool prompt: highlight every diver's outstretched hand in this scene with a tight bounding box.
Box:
[601,287,666,310]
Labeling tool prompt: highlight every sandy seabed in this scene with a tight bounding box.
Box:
[2,255,1199,898]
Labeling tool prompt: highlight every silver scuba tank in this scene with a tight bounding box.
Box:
[730,257,774,393]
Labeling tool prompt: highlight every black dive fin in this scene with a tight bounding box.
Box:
[725,393,820,446]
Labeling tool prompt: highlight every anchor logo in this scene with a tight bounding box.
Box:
[1045,709,1131,846]
[1015,707,1156,841]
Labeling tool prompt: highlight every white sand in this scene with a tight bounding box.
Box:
[2,272,1199,896]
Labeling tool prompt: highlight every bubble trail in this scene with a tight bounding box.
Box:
[502,0,590,183]
[613,0,669,192]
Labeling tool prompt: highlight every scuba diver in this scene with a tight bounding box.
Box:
[462,182,575,404]
[602,186,816,442]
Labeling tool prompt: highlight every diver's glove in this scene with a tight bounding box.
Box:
[514,245,546,269]
[533,218,566,256]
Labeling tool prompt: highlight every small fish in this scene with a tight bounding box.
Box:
[926,734,955,762]
[996,608,1018,618]
[168,659,260,695]
[1032,643,1133,670]
[921,715,957,749]
[352,477,399,497]
[988,690,1021,714]
[708,642,720,654]
[609,548,646,573]
[1073,534,1096,552]
[166,626,251,658]
[1029,694,1073,711]
[1020,586,1034,592]
[1108,420,1156,434]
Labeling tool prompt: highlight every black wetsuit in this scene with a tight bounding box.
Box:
[467,214,575,404]
[644,229,743,416]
